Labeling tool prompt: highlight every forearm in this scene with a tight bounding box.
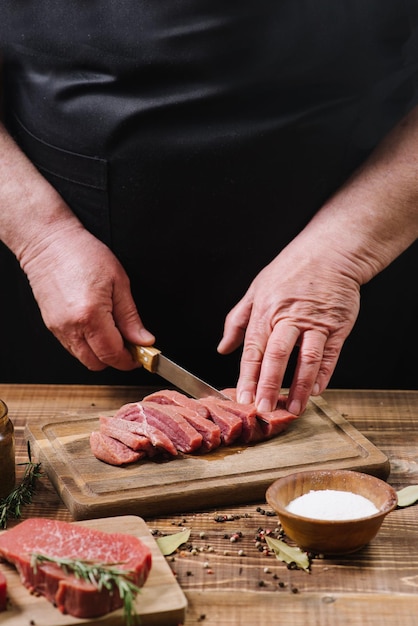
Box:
[299,104,418,285]
[0,120,85,268]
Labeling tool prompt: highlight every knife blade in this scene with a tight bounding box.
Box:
[128,344,229,400]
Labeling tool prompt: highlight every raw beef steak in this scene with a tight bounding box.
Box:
[0,518,152,619]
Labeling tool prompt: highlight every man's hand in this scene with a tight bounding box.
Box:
[219,104,418,415]
[21,223,155,371]
[218,237,360,415]
[0,119,154,372]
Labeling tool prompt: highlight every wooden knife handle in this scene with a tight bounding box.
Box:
[128,344,161,373]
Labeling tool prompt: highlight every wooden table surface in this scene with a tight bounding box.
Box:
[1,384,418,626]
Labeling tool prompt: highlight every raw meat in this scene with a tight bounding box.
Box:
[167,405,222,452]
[221,388,298,438]
[90,431,144,466]
[205,398,261,443]
[115,401,203,453]
[143,389,210,418]
[0,518,152,619]
[140,402,203,453]
[90,387,298,466]
[0,572,6,611]
[198,397,243,445]
[256,407,298,437]
[111,407,178,456]
[99,418,155,454]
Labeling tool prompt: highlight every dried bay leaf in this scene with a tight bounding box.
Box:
[396,485,418,508]
[265,535,310,572]
[156,528,191,556]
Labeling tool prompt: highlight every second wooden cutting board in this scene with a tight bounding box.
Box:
[0,515,187,626]
[25,395,390,520]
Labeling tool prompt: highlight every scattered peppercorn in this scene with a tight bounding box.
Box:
[213,513,242,522]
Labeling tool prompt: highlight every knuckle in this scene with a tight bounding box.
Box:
[292,378,314,395]
[300,344,323,366]
[267,339,292,362]
[241,343,264,365]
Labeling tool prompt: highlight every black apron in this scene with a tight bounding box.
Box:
[1,1,417,388]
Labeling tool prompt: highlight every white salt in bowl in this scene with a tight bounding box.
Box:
[266,469,398,555]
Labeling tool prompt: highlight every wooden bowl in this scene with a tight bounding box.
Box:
[265,469,398,555]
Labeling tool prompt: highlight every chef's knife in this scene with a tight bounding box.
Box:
[128,344,228,400]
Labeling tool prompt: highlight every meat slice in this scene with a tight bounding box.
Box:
[198,397,243,445]
[140,402,203,453]
[143,389,210,418]
[0,518,152,619]
[112,404,178,455]
[205,399,261,444]
[99,417,155,454]
[90,431,144,466]
[0,572,6,611]
[220,388,239,401]
[256,406,298,438]
[221,388,297,438]
[172,405,222,452]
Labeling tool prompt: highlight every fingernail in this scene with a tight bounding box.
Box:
[257,398,273,413]
[238,391,254,405]
[288,400,301,415]
[312,383,320,395]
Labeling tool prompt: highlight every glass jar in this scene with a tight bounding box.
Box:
[0,400,15,499]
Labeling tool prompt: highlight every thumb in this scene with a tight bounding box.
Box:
[113,286,156,347]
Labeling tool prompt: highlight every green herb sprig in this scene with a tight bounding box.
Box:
[30,553,141,626]
[0,443,42,529]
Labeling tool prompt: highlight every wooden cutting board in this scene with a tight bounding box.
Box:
[25,396,390,520]
[0,515,187,625]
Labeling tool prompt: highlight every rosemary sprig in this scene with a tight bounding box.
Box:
[30,553,142,626]
[0,443,42,529]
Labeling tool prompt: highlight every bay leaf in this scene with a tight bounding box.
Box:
[396,485,418,508]
[265,535,310,572]
[156,528,191,556]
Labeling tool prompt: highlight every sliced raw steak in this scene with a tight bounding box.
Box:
[198,397,243,445]
[113,404,178,455]
[99,417,155,454]
[0,572,6,611]
[0,518,152,619]
[168,405,222,452]
[140,402,203,453]
[204,398,261,444]
[221,388,297,438]
[143,389,210,418]
[256,407,298,437]
[116,402,202,453]
[90,431,144,466]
